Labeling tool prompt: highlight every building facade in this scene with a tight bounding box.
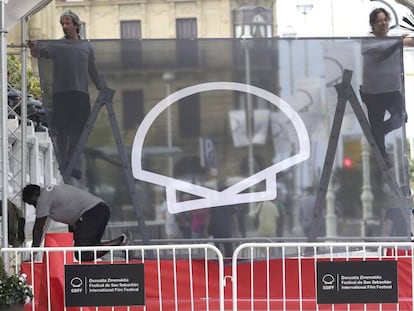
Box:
[8,0,277,42]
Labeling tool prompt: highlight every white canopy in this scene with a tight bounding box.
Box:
[5,0,52,30]
[398,0,414,9]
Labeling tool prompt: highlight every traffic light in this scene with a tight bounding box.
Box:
[343,156,353,168]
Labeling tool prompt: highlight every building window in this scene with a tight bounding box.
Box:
[232,6,277,93]
[121,20,142,39]
[233,6,273,38]
[122,90,144,132]
[176,18,198,67]
[179,93,200,138]
[176,18,197,38]
[120,20,142,69]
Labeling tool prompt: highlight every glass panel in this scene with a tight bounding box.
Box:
[35,37,410,244]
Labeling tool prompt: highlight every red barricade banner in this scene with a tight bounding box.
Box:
[21,245,413,310]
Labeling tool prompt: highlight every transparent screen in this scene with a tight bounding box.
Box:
[36,37,411,243]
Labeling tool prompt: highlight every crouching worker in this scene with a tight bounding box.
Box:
[22,184,126,261]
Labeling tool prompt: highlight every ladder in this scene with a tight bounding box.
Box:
[307,69,411,242]
[57,78,150,244]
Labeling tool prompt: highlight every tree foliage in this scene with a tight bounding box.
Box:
[7,54,41,99]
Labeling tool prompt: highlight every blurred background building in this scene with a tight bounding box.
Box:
[4,0,414,245]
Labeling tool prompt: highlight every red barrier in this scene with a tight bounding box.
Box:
[22,233,74,311]
[234,257,412,311]
[21,247,413,310]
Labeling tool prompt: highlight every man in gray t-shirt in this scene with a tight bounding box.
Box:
[28,9,102,168]
[360,8,414,164]
[22,184,126,261]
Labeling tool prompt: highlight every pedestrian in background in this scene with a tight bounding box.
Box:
[299,186,316,237]
[159,200,181,239]
[256,201,279,238]
[207,205,236,257]
[191,208,209,238]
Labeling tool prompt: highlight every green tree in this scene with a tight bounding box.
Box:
[7,54,41,99]
[0,256,6,280]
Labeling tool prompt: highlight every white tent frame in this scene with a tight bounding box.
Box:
[1,0,52,248]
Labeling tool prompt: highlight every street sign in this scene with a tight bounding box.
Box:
[65,264,145,307]
[317,260,398,304]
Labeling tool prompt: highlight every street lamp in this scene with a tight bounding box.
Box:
[282,26,297,95]
[233,6,272,213]
[240,36,257,214]
[296,0,314,17]
[296,0,314,76]
[163,72,175,177]
[241,36,254,179]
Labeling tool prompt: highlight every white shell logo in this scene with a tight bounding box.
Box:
[322,274,335,285]
[131,82,310,214]
[70,277,83,288]
[70,276,83,294]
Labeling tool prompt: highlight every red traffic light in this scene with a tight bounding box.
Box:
[343,157,353,168]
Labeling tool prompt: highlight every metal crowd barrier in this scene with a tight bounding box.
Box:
[232,242,414,311]
[1,243,225,311]
[2,242,414,310]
